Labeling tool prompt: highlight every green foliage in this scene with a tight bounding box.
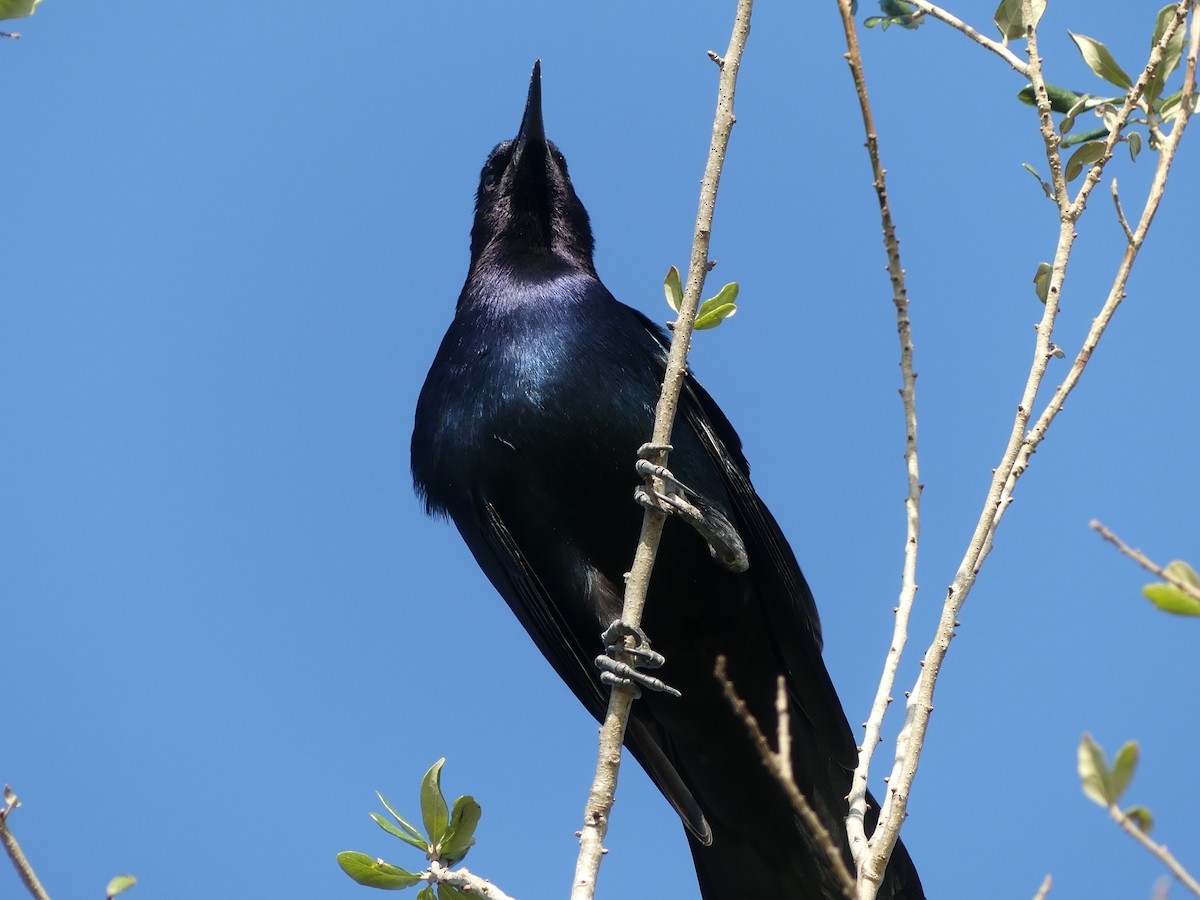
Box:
[0,0,41,21]
[339,759,483,893]
[993,0,1044,41]
[1032,262,1053,303]
[1078,733,1140,807]
[864,0,922,31]
[1069,31,1133,90]
[105,875,137,899]
[1142,560,1200,616]
[663,266,739,330]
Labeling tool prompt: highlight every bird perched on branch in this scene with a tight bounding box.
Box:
[411,61,925,900]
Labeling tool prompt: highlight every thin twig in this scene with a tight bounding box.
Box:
[1110,805,1200,897]
[905,1,1031,75]
[831,1,924,895]
[568,2,754,897]
[714,658,854,898]
[775,676,793,783]
[1031,873,1053,900]
[0,788,52,900]
[428,861,516,900]
[1091,520,1200,603]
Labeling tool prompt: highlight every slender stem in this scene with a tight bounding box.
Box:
[715,659,854,898]
[831,1,923,896]
[0,790,53,900]
[568,2,754,896]
[1091,520,1200,604]
[1109,805,1200,897]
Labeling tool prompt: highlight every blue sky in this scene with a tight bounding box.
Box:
[4,3,1197,899]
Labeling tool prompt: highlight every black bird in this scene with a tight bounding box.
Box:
[411,62,925,900]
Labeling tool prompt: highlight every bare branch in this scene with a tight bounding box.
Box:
[1032,873,1053,900]
[831,0,924,894]
[1,787,52,900]
[1109,805,1200,897]
[569,1,755,897]
[714,658,854,898]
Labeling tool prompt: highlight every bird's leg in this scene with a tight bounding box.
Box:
[595,620,681,699]
[634,443,749,573]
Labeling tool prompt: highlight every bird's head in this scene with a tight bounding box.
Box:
[468,61,596,277]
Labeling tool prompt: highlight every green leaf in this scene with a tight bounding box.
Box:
[372,812,429,853]
[1147,5,1187,104]
[1033,262,1053,303]
[694,282,739,330]
[1165,560,1200,591]
[864,0,922,30]
[1064,141,1106,182]
[1078,733,1114,806]
[1069,32,1134,90]
[1143,582,1200,616]
[377,792,428,845]
[337,851,424,890]
[106,875,137,899]
[420,759,450,845]
[417,887,437,900]
[1059,94,1097,136]
[1125,806,1154,833]
[437,884,472,900]
[1144,561,1200,615]
[1061,126,1110,148]
[1127,131,1142,162]
[994,0,1045,41]
[0,0,41,22]
[1017,83,1091,114]
[439,796,482,865]
[663,266,683,314]
[1159,88,1200,122]
[1109,741,1139,804]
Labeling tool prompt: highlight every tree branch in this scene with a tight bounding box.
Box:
[831,2,924,895]
[714,659,854,898]
[428,861,516,900]
[832,3,1197,897]
[568,2,755,897]
[905,1,1031,75]
[1108,805,1200,897]
[1,788,52,900]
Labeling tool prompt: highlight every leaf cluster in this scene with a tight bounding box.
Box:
[1077,734,1154,833]
[338,760,482,899]
[663,266,739,330]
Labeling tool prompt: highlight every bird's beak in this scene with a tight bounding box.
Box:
[510,60,545,174]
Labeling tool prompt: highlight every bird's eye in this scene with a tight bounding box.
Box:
[483,171,497,188]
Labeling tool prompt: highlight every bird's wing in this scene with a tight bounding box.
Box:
[462,495,712,841]
[678,373,861,770]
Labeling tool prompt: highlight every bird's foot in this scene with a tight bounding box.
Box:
[634,446,749,573]
[595,620,681,699]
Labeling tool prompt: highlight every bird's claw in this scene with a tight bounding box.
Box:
[595,620,681,699]
[633,453,750,574]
